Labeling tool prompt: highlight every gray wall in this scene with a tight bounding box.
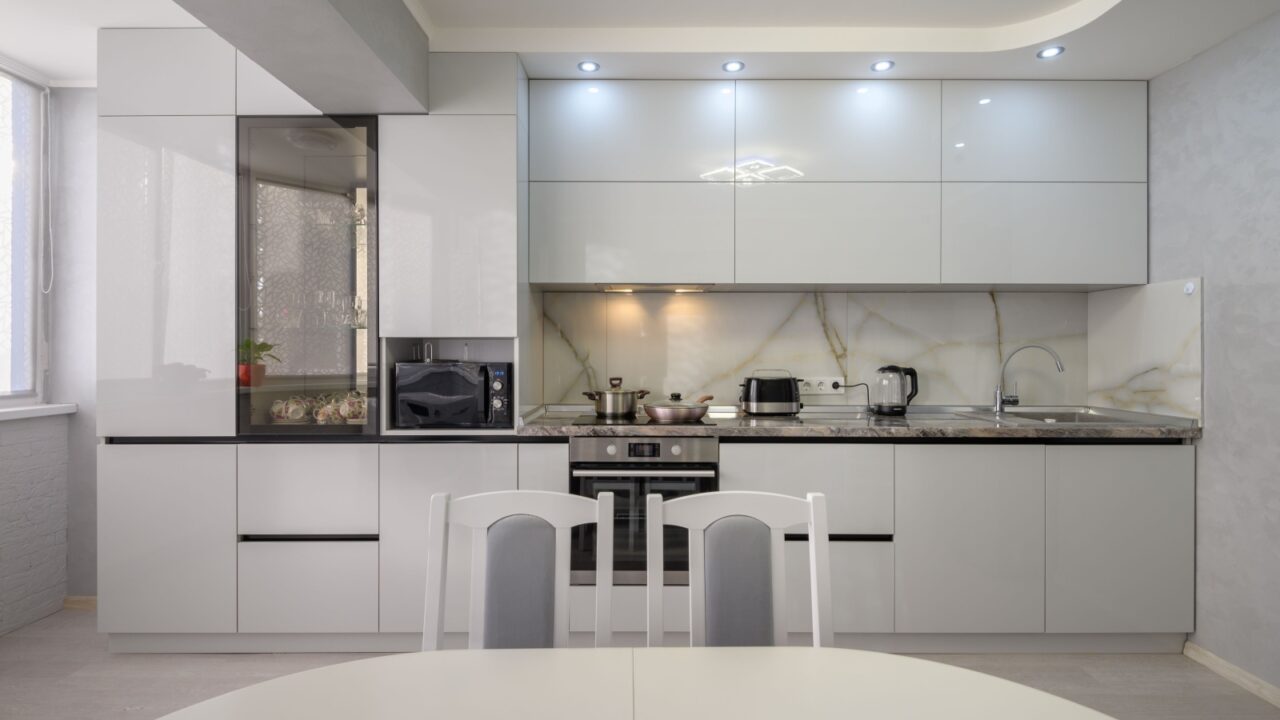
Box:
[49,88,97,596]
[0,415,68,634]
[1149,13,1280,687]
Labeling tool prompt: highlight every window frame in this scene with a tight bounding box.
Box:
[0,65,50,409]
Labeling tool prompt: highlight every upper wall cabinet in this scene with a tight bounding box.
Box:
[735,80,941,181]
[530,80,735,181]
[942,81,1147,182]
[380,115,518,337]
[98,116,237,437]
[428,52,520,115]
[235,52,320,115]
[98,29,236,116]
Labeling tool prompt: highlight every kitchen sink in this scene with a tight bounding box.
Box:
[958,408,1146,425]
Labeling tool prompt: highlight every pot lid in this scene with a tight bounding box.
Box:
[594,377,646,395]
[646,392,714,409]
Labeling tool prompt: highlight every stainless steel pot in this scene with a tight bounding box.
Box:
[583,377,650,418]
[643,393,714,424]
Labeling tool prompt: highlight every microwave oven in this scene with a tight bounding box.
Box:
[393,361,513,429]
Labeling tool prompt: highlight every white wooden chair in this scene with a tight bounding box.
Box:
[646,491,832,648]
[423,490,614,650]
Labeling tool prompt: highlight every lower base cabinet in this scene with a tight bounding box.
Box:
[1046,445,1195,633]
[379,444,518,633]
[238,541,379,633]
[895,445,1046,633]
[98,445,237,634]
[786,541,894,634]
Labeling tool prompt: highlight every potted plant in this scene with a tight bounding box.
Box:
[237,339,281,387]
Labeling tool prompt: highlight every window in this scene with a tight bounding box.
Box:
[0,70,44,402]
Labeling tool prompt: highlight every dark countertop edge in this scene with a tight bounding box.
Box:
[105,432,1198,445]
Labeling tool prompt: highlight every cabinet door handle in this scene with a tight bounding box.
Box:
[571,469,717,478]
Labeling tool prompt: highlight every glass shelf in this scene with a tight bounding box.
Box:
[236,116,378,436]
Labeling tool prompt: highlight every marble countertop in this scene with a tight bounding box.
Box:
[518,405,1202,440]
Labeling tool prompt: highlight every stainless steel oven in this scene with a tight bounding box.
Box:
[569,437,718,586]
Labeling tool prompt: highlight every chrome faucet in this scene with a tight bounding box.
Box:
[994,344,1065,414]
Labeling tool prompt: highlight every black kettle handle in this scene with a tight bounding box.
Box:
[904,368,919,404]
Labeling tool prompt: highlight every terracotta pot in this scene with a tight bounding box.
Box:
[238,363,267,387]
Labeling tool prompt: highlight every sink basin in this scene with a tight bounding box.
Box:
[959,408,1141,425]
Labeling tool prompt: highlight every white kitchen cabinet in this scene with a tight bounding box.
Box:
[785,541,894,635]
[1046,446,1195,633]
[98,445,236,633]
[380,115,518,337]
[235,52,320,115]
[530,80,735,182]
[518,443,569,492]
[570,586,691,634]
[894,445,1045,633]
[97,116,236,437]
[735,80,941,181]
[719,444,894,534]
[428,52,519,115]
[530,182,734,285]
[98,29,235,116]
[942,81,1147,182]
[238,541,379,633]
[379,444,519,633]
[941,182,1147,285]
[237,445,379,535]
[735,183,941,284]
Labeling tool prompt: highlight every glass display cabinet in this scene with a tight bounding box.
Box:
[236,117,378,435]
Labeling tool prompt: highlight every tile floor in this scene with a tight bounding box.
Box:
[1,609,1277,720]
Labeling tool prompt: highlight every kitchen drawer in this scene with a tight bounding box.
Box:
[238,445,378,535]
[719,444,894,534]
[238,541,378,633]
[786,540,894,634]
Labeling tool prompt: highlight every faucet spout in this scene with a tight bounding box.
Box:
[994,344,1065,413]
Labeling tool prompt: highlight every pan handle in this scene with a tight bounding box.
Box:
[696,395,715,404]
[582,391,600,401]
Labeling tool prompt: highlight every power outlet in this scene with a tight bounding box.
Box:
[798,377,846,396]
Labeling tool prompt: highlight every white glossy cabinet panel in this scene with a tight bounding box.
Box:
[895,445,1045,633]
[98,445,236,633]
[238,541,379,633]
[98,29,235,116]
[235,52,320,115]
[530,182,734,285]
[719,444,894,534]
[379,444,518,633]
[735,183,941,284]
[237,445,379,535]
[530,80,735,181]
[941,183,1147,285]
[428,52,518,114]
[736,80,940,181]
[97,116,236,437]
[1046,446,1195,633]
[785,541,894,635]
[942,81,1147,182]
[380,115,517,337]
[518,443,569,492]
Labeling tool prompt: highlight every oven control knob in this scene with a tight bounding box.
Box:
[671,444,682,456]
[492,380,504,391]
[606,444,618,456]
[492,398,504,409]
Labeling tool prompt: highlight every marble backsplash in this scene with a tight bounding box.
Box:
[543,291,1089,407]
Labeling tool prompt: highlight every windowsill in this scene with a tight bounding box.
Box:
[0,403,77,422]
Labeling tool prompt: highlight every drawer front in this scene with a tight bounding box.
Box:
[719,444,894,534]
[238,444,379,534]
[238,541,378,633]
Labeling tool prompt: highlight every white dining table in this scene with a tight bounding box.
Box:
[160,646,1113,719]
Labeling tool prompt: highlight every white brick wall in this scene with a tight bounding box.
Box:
[0,415,69,635]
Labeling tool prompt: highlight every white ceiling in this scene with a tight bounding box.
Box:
[2,0,1279,85]
[418,0,1082,29]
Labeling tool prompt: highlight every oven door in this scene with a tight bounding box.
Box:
[569,465,718,586]
[394,363,490,427]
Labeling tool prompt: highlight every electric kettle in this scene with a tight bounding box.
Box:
[872,365,919,416]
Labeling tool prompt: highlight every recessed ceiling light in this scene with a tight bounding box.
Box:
[1036,46,1065,60]
[722,61,745,73]
[978,98,992,105]
[577,60,600,72]
[954,142,966,148]
[870,60,895,72]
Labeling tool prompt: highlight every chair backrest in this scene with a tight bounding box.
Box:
[646,491,832,648]
[423,490,614,650]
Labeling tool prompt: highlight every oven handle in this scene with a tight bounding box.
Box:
[571,469,717,478]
